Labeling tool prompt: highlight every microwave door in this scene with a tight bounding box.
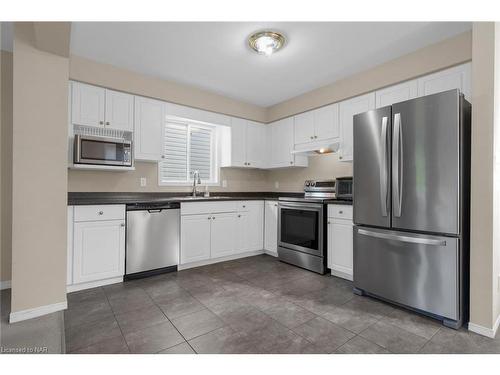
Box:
[353,106,391,228]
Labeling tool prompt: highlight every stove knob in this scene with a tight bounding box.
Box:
[311,181,316,187]
[305,181,310,187]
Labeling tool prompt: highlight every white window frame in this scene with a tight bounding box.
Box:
[158,117,220,186]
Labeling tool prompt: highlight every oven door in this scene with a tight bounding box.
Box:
[75,135,132,167]
[278,201,324,257]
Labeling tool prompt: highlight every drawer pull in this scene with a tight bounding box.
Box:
[98,211,104,215]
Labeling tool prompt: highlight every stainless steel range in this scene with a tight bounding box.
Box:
[278,179,341,274]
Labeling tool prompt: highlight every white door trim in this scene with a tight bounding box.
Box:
[9,301,67,323]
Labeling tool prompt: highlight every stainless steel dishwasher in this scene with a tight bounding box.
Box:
[125,201,180,279]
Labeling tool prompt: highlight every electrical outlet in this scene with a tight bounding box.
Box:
[275,181,279,189]
[222,180,228,188]
[140,177,147,187]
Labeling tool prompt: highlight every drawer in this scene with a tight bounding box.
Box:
[237,200,264,212]
[181,201,238,215]
[74,204,126,222]
[328,204,353,221]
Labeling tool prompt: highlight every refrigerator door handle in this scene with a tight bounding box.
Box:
[357,228,447,246]
[380,116,389,217]
[393,113,403,217]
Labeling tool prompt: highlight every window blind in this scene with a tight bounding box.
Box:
[160,122,188,181]
[159,121,215,184]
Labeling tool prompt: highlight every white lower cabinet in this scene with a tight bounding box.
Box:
[327,205,354,281]
[180,214,212,264]
[237,202,264,252]
[73,219,125,284]
[68,205,126,291]
[180,201,264,266]
[211,212,239,258]
[264,201,278,255]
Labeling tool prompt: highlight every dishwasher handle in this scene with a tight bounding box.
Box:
[147,209,163,213]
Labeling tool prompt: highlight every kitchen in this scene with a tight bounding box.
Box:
[1,10,500,368]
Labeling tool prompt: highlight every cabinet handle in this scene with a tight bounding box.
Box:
[243,205,246,208]
[314,135,317,139]
[238,214,241,218]
[212,216,215,220]
[310,136,314,139]
[161,155,165,159]
[248,163,251,166]
[274,204,278,207]
[339,210,343,214]
[105,121,110,126]
[208,217,211,220]
[328,221,331,224]
[120,223,125,227]
[99,121,104,125]
[98,211,104,215]
[290,161,293,165]
[339,156,343,160]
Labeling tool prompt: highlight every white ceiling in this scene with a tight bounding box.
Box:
[4,22,472,107]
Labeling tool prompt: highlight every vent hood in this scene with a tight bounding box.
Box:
[291,140,341,156]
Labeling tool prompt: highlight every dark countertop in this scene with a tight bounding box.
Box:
[68,192,353,206]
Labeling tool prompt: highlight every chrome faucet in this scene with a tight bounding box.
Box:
[192,170,201,197]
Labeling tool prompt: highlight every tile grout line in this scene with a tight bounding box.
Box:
[102,286,132,354]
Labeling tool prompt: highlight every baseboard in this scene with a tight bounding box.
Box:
[468,314,500,338]
[67,276,123,293]
[0,280,12,290]
[179,250,264,270]
[9,301,67,323]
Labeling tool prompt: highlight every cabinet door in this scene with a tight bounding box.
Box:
[294,111,315,144]
[230,118,247,167]
[246,121,266,168]
[134,96,164,161]
[264,201,278,254]
[270,118,294,167]
[237,202,264,252]
[181,214,211,264]
[375,80,418,108]
[314,103,339,140]
[73,220,125,284]
[328,219,353,281]
[67,206,74,286]
[71,82,105,127]
[339,92,375,162]
[105,89,134,131]
[211,212,239,258]
[417,63,471,101]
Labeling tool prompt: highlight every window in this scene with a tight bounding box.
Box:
[159,119,218,185]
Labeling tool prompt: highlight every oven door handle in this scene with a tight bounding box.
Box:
[278,202,324,210]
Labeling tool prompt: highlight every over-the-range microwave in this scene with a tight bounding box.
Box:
[74,134,133,167]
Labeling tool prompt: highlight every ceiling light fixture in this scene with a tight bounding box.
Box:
[248,31,286,56]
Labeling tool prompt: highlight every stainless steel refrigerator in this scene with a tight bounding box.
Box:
[352,89,471,329]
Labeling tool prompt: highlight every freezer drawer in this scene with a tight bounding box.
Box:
[354,226,459,321]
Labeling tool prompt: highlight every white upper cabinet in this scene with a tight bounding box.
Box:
[314,103,339,140]
[71,82,105,127]
[268,118,308,168]
[246,121,267,168]
[71,82,134,131]
[417,63,471,101]
[294,103,339,145]
[338,92,376,162]
[375,80,418,108]
[134,96,165,161]
[221,118,266,168]
[104,89,134,131]
[294,111,315,144]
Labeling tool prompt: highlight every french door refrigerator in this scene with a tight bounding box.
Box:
[352,89,471,329]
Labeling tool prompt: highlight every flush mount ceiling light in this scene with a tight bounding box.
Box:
[248,31,286,56]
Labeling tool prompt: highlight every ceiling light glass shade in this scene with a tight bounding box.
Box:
[248,31,285,56]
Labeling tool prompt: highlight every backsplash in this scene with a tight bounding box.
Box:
[68,154,352,193]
